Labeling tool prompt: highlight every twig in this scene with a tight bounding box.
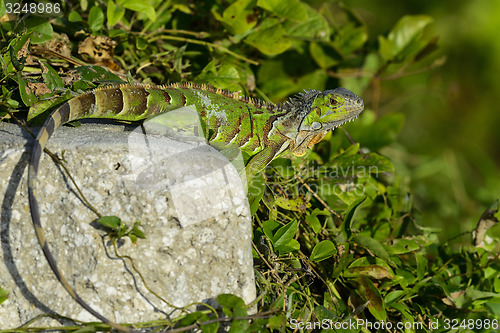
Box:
[296,175,342,220]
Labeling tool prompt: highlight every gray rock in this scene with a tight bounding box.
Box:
[0,121,255,329]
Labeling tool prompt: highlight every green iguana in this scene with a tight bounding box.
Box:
[28,82,364,332]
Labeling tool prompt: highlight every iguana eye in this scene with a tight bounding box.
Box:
[330,98,338,106]
[311,122,321,130]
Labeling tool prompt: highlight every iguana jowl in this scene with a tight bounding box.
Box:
[28,82,364,332]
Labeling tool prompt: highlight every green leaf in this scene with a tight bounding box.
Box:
[131,222,146,239]
[389,302,414,322]
[415,253,428,280]
[305,213,321,233]
[81,0,88,10]
[247,318,268,332]
[72,80,94,92]
[68,11,83,22]
[136,37,149,50]
[245,19,291,55]
[273,220,296,245]
[96,216,122,230]
[261,219,280,241]
[6,99,19,108]
[41,63,64,90]
[386,238,420,254]
[384,290,405,304]
[129,234,137,243]
[273,220,298,252]
[327,143,395,176]
[345,264,394,280]
[352,235,394,266]
[343,257,394,280]
[9,43,24,71]
[0,287,8,305]
[257,0,307,22]
[217,294,248,330]
[465,288,500,301]
[309,42,342,69]
[195,61,241,91]
[395,268,415,288]
[0,0,6,17]
[358,276,386,321]
[228,318,249,332]
[29,20,54,44]
[486,298,500,318]
[119,0,156,21]
[379,15,433,62]
[199,313,219,333]
[274,196,310,212]
[4,34,31,73]
[107,1,125,27]
[177,312,203,327]
[342,196,366,239]
[213,64,241,89]
[73,66,125,83]
[217,293,246,309]
[89,6,104,32]
[283,3,329,39]
[277,239,300,252]
[247,172,265,216]
[310,240,336,262]
[117,224,128,238]
[314,305,337,321]
[17,75,38,107]
[221,0,258,35]
[332,22,368,56]
[28,95,68,124]
[267,313,286,329]
[378,36,394,62]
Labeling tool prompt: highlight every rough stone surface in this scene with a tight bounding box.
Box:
[0,122,255,329]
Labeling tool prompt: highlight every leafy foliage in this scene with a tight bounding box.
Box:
[96,215,145,243]
[1,0,499,332]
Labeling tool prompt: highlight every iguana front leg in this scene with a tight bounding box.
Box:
[243,142,289,182]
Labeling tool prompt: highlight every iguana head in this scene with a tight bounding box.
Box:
[289,87,364,156]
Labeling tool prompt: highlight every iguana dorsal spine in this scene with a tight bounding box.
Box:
[28,82,364,332]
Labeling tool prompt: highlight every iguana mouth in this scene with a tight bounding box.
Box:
[292,111,362,154]
[319,111,362,131]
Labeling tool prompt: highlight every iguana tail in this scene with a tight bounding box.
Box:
[27,86,156,333]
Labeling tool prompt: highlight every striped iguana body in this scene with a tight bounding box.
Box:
[28,82,364,332]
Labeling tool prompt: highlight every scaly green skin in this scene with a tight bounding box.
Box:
[28,82,364,332]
